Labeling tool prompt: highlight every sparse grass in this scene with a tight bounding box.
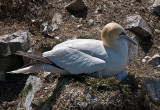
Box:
[20,83,32,98]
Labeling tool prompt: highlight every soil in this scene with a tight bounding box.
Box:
[0,0,160,109]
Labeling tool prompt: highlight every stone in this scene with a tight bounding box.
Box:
[43,13,62,34]
[141,56,151,63]
[152,0,160,7]
[141,58,146,63]
[49,13,62,32]
[0,30,30,56]
[23,75,42,110]
[77,24,83,28]
[94,7,102,14]
[126,32,138,63]
[125,14,152,37]
[65,0,87,12]
[88,19,94,26]
[154,5,160,17]
[148,0,160,17]
[0,30,30,81]
[155,29,160,34]
[143,77,160,104]
[148,54,160,67]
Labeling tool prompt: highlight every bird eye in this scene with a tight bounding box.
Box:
[119,32,126,36]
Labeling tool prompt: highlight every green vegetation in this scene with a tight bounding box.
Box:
[20,83,32,98]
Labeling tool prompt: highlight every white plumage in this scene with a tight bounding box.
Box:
[8,23,137,80]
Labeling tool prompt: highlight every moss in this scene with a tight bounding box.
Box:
[20,83,32,98]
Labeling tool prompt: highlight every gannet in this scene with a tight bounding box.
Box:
[8,23,137,80]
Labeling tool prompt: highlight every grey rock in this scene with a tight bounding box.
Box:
[126,32,138,63]
[0,30,30,81]
[88,19,94,26]
[148,54,160,67]
[23,75,42,110]
[155,29,160,34]
[43,13,62,33]
[65,0,87,11]
[0,30,30,56]
[143,77,160,104]
[154,5,160,17]
[148,0,160,17]
[125,14,152,37]
[95,7,102,14]
[152,0,160,7]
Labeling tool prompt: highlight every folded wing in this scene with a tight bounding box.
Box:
[43,46,106,74]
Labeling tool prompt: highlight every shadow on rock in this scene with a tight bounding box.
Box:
[67,8,88,19]
[31,76,73,110]
[137,36,153,53]
[0,74,29,105]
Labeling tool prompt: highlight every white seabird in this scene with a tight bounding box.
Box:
[8,23,137,80]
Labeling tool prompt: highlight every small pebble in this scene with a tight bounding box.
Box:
[141,59,146,63]
[77,24,83,28]
[88,19,94,26]
[86,93,92,100]
[55,36,60,40]
[31,19,35,22]
[72,15,75,19]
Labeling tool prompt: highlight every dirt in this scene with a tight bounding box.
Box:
[0,0,160,109]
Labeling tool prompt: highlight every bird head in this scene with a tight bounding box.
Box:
[101,22,137,50]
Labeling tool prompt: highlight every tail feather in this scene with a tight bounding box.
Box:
[7,63,69,75]
[15,51,63,69]
[7,64,43,74]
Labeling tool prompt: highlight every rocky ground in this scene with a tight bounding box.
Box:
[0,0,160,110]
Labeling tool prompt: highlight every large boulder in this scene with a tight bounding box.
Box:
[0,30,30,81]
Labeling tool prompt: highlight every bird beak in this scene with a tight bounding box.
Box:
[120,32,137,46]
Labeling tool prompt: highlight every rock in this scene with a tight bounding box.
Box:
[43,13,62,34]
[148,0,160,17]
[0,30,30,56]
[54,36,60,40]
[152,0,160,7]
[154,5,160,17]
[22,75,42,110]
[0,30,30,81]
[48,13,62,32]
[155,29,160,34]
[148,54,160,67]
[141,56,151,63]
[157,46,160,53]
[88,19,94,26]
[86,93,92,100]
[65,0,87,12]
[42,22,48,32]
[126,32,138,63]
[77,24,83,28]
[141,58,146,63]
[143,77,160,104]
[125,14,152,37]
[94,7,102,14]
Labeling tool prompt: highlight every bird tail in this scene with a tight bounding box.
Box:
[7,64,44,74]
[7,63,68,75]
